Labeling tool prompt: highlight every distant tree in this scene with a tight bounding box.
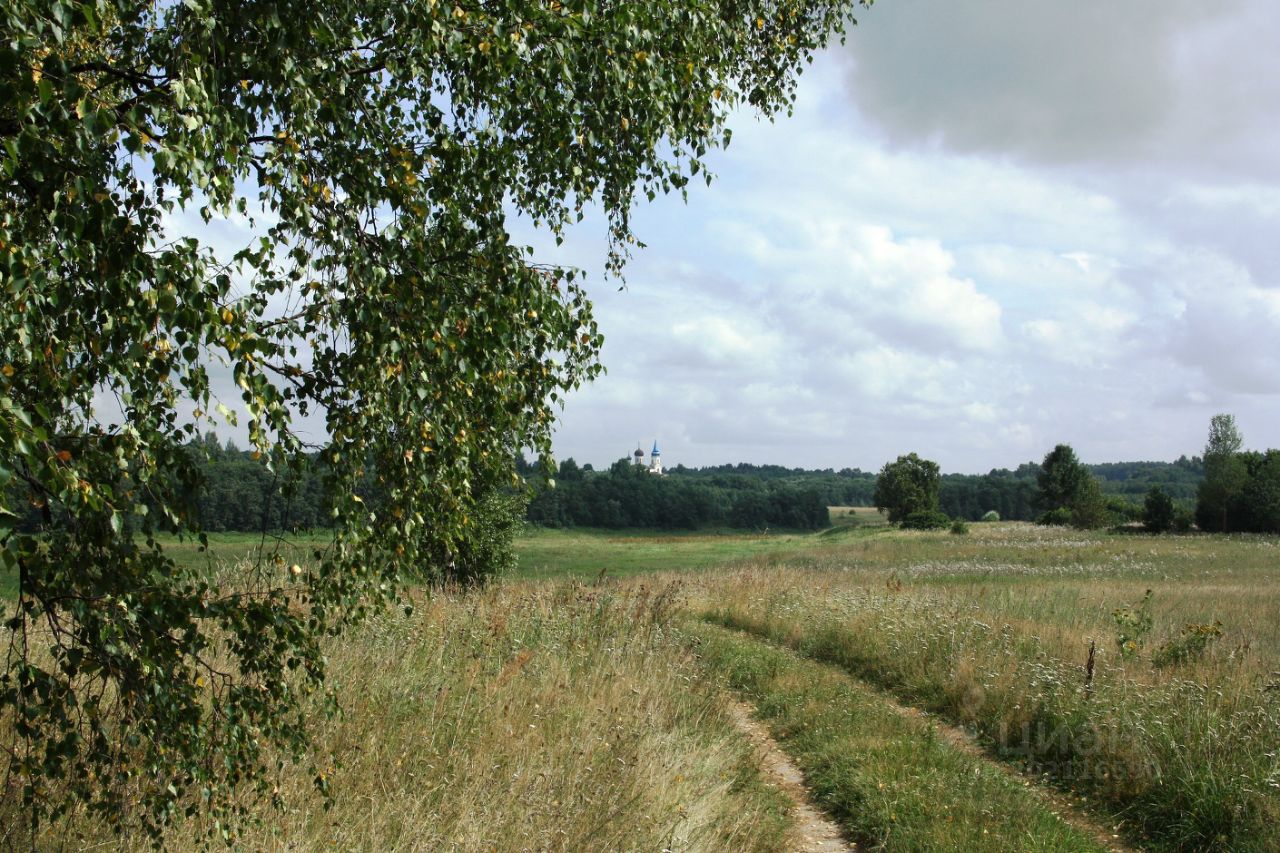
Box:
[1196,414,1246,532]
[874,453,941,524]
[1143,486,1176,533]
[1105,495,1142,524]
[1037,444,1090,511]
[1037,444,1107,528]
[1069,477,1110,529]
[1206,413,1244,457]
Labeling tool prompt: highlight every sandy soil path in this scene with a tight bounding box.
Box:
[726,699,857,853]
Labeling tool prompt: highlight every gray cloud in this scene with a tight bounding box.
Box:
[843,0,1279,178]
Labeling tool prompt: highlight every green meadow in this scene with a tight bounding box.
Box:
[5,518,1279,850]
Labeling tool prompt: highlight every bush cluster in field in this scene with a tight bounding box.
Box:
[698,534,1280,851]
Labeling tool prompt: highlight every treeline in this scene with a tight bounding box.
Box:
[666,462,877,506]
[525,458,830,530]
[939,467,1040,521]
[5,434,333,535]
[533,458,1206,530]
[9,436,1215,535]
[874,414,1280,535]
[937,457,1203,522]
[191,435,330,531]
[176,446,1204,533]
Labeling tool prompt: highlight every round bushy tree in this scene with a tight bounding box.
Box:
[1036,443,1107,529]
[874,453,941,524]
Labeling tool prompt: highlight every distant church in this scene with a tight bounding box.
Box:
[632,440,664,475]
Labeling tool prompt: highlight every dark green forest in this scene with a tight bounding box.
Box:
[523,458,833,530]
[10,431,1278,536]
[524,454,1208,530]
[7,438,1213,534]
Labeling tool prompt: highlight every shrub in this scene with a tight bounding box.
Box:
[1112,589,1154,660]
[1036,507,1073,527]
[949,519,970,535]
[1153,621,1223,668]
[442,490,528,585]
[1106,496,1142,524]
[1172,507,1194,533]
[901,510,951,530]
[980,510,1000,522]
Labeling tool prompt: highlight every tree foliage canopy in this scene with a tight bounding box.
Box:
[1,0,868,838]
[1036,444,1088,512]
[1142,485,1175,533]
[873,452,940,524]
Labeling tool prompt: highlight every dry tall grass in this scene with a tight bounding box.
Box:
[23,580,791,851]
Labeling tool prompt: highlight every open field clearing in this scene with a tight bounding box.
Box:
[512,526,889,580]
[5,521,1278,850]
[0,525,885,598]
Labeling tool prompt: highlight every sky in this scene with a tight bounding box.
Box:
[534,0,1280,474]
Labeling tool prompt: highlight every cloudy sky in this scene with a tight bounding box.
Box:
[532,0,1280,474]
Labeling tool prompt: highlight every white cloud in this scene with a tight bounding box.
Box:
[667,315,781,372]
[1166,256,1280,394]
[546,44,1280,473]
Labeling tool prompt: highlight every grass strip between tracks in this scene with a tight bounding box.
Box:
[689,619,1115,852]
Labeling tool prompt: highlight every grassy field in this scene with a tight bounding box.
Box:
[5,519,1279,850]
[694,523,1280,851]
[0,518,890,598]
[513,524,880,579]
[691,620,1118,851]
[10,580,797,851]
